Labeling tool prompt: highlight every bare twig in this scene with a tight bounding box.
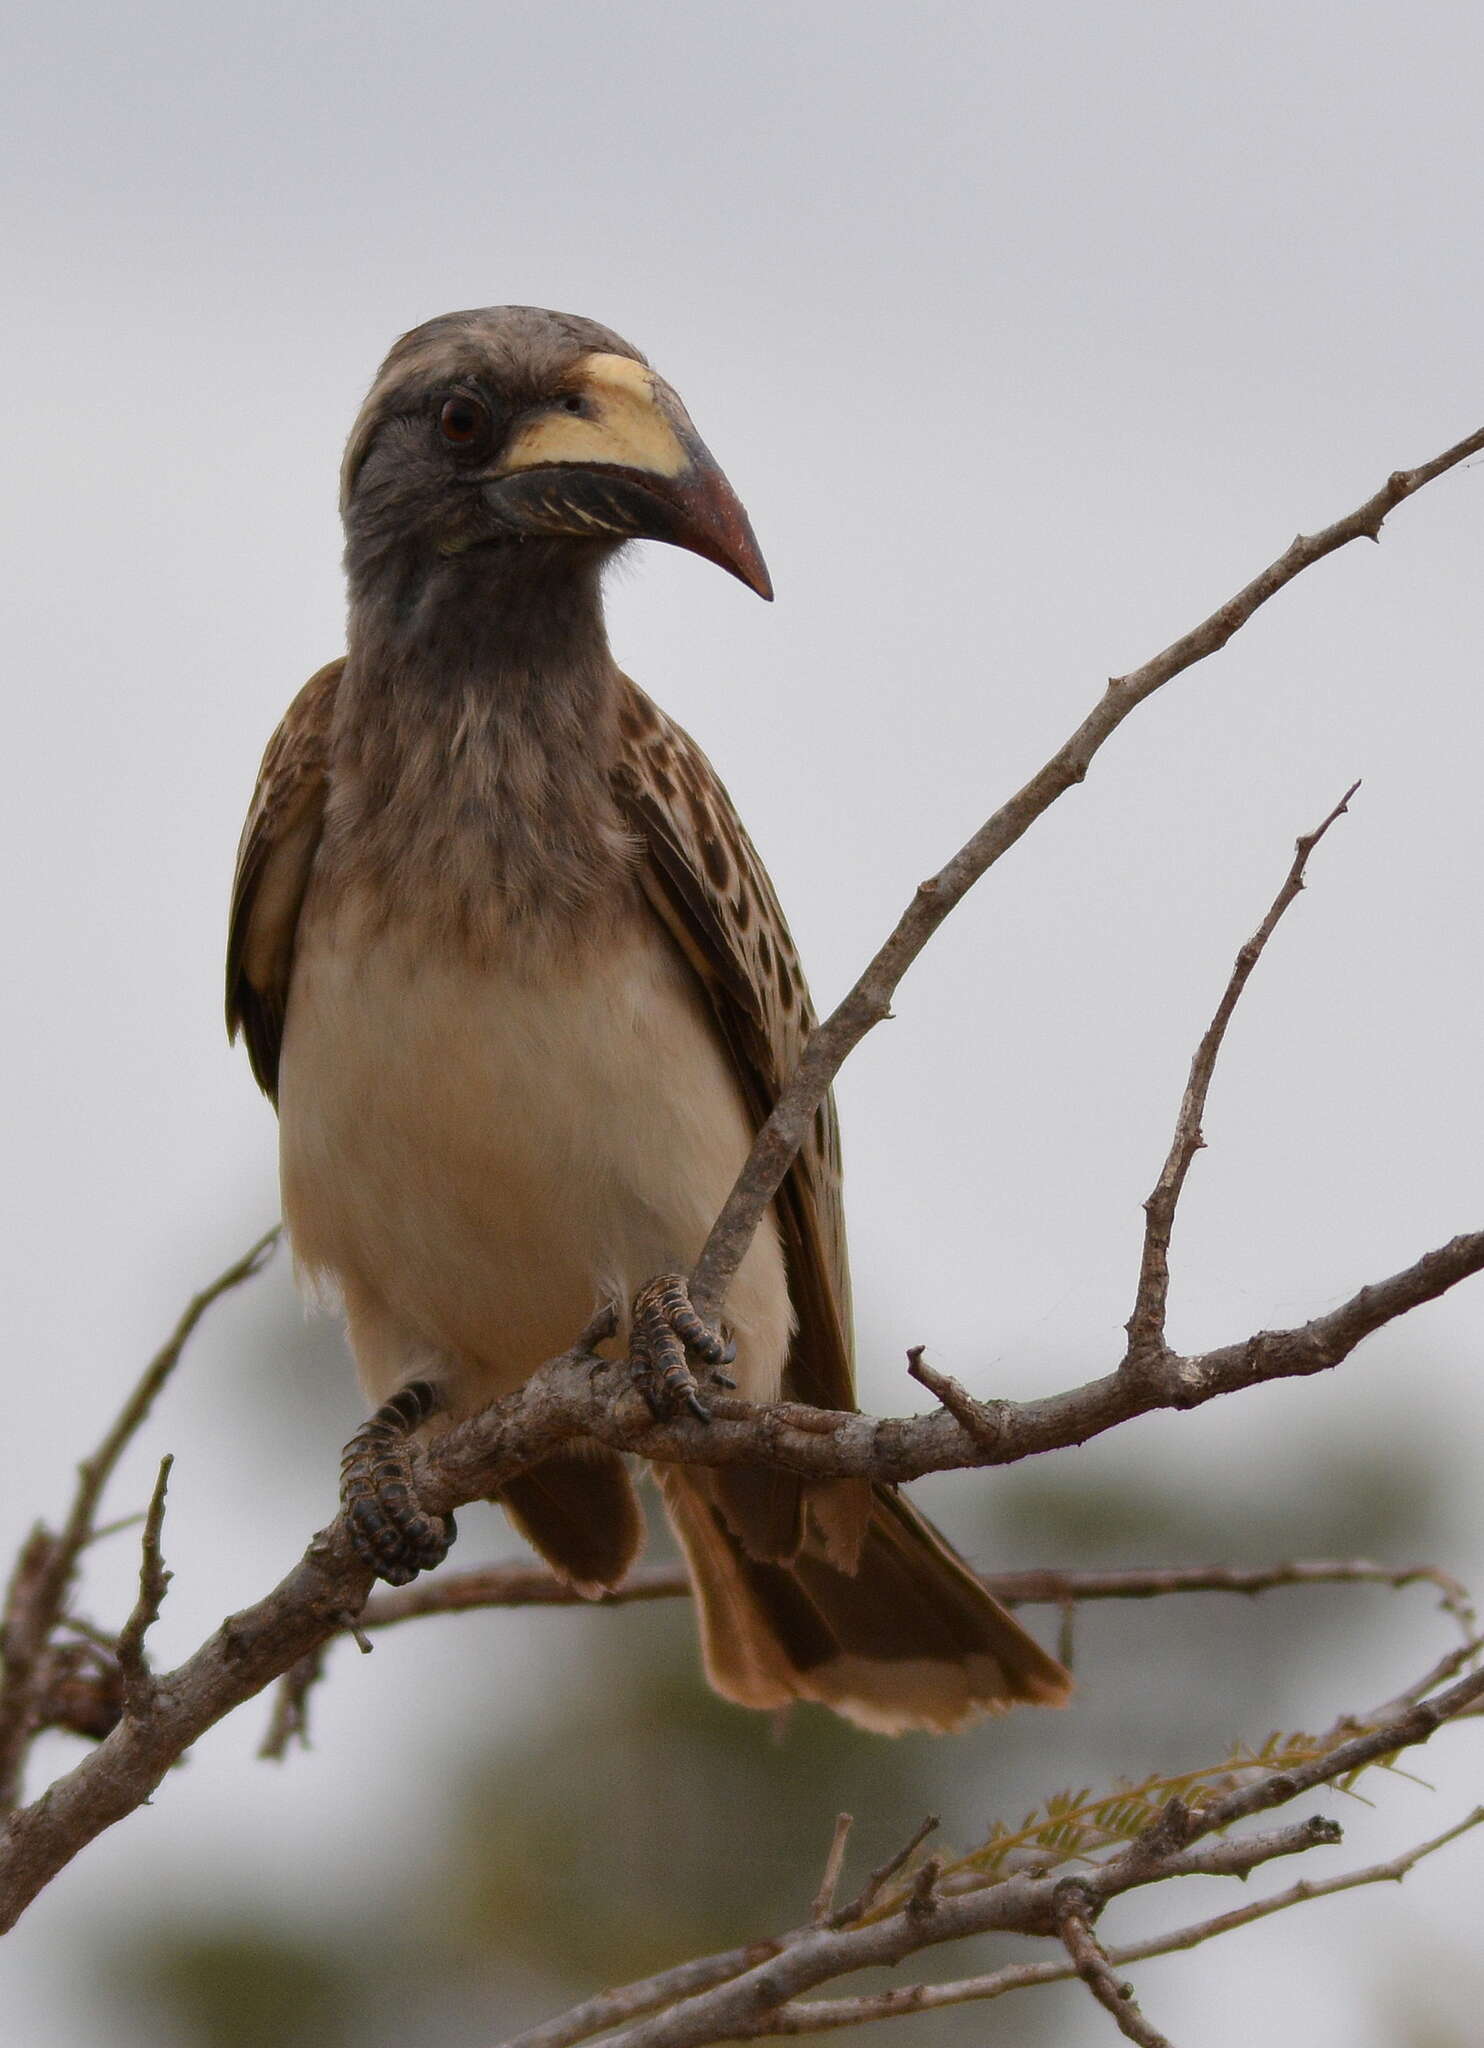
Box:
[501,1939,793,2048]
[810,1815,853,1926]
[330,1556,1481,1638]
[1113,1803,1484,1959]
[268,1549,1484,1758]
[493,1646,1484,2048]
[688,430,1484,1326]
[264,1549,1482,1765]
[1368,1637,1484,1720]
[258,1643,331,1761]
[65,1230,279,1555]
[831,1815,938,1928]
[1056,1883,1175,2048]
[576,1815,1352,2048]
[971,1559,1474,1624]
[904,1857,941,1921]
[521,1786,1420,2048]
[906,1348,1003,1449]
[356,1562,695,1625]
[0,1527,55,1790]
[730,1809,1484,2035]
[1126,783,1359,1365]
[5,426,1484,1938]
[1194,1667,1484,1838]
[423,1226,1484,1512]
[0,1505,381,1932]
[0,1230,278,1807]
[115,1459,174,1717]
[2,1215,1478,1936]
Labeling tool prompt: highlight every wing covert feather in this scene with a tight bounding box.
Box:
[610,678,856,1416]
[226,659,342,1098]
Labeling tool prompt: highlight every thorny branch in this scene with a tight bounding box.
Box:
[0,422,1481,2025]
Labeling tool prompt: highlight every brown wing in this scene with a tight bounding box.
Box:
[610,677,855,1418]
[616,695,1070,1712]
[226,659,343,1099]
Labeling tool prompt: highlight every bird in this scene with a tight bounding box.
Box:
[227,305,1071,1732]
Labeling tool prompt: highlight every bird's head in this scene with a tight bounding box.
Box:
[341,305,772,608]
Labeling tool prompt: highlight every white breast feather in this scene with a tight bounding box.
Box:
[278,898,792,1416]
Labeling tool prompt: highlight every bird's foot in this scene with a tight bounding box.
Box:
[629,1275,736,1422]
[339,1380,457,1587]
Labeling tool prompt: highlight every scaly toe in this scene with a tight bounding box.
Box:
[629,1274,734,1422]
[339,1381,455,1586]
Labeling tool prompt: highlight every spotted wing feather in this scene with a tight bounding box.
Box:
[610,678,855,1418]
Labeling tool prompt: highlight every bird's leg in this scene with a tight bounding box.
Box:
[339,1379,457,1586]
[629,1275,737,1423]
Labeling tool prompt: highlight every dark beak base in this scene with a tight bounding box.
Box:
[484,465,773,600]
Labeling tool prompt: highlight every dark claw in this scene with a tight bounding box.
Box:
[709,1369,738,1391]
[339,1380,455,1586]
[629,1274,734,1423]
[633,1373,664,1422]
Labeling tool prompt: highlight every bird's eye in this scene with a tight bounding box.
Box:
[560,393,586,415]
[438,395,490,447]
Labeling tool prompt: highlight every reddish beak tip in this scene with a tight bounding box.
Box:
[665,452,772,603]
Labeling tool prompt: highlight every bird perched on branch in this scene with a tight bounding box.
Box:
[227,306,1070,1731]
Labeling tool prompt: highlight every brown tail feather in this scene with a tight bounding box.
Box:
[657,1468,1071,1733]
[709,1464,806,1562]
[707,1468,874,1572]
[500,1448,645,1597]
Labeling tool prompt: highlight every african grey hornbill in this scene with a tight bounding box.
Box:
[227,305,1070,1731]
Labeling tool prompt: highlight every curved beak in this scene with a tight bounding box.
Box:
[481,353,773,599]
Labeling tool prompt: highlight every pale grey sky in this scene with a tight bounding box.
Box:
[3,4,1482,2042]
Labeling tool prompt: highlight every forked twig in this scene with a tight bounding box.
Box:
[906,1348,1003,1448]
[116,1459,174,1717]
[0,1231,278,1806]
[810,1815,853,1926]
[734,1809,1484,2036]
[1056,1882,1176,2048]
[691,424,1484,1326]
[831,1815,938,1928]
[1126,783,1360,1365]
[3,426,1484,1946]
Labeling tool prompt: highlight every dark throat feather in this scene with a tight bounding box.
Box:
[324,542,638,949]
